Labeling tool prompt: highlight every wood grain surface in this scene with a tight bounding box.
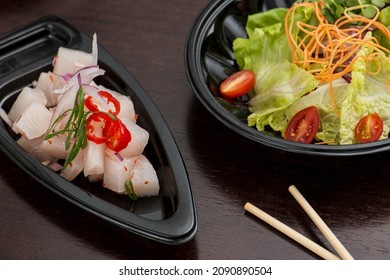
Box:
[0,0,389,260]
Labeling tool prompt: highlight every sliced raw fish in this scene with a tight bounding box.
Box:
[61,149,84,181]
[53,47,94,76]
[34,71,65,107]
[49,86,78,128]
[115,94,136,122]
[103,156,135,193]
[8,87,47,122]
[12,102,53,139]
[130,155,159,197]
[49,67,104,112]
[40,134,69,159]
[17,135,57,163]
[83,140,105,177]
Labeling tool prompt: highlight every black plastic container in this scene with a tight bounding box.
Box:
[0,16,197,244]
[185,0,390,156]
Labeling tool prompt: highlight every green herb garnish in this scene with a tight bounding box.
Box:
[45,86,89,169]
[298,0,390,23]
[124,180,138,201]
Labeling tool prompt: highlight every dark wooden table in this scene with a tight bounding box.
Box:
[0,0,389,260]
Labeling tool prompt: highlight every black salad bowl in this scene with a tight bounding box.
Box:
[185,0,390,156]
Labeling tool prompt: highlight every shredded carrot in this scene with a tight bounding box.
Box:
[328,81,340,115]
[285,0,390,114]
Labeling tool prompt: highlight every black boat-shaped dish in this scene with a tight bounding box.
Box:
[0,16,197,244]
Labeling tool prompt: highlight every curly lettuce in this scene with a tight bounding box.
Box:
[233,6,318,134]
[285,78,348,144]
[233,3,390,145]
[233,8,291,72]
[339,36,390,144]
[247,62,318,132]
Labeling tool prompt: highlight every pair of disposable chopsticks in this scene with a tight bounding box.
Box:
[244,185,354,260]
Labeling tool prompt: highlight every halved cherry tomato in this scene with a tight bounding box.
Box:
[220,70,255,99]
[85,90,121,116]
[104,119,131,152]
[285,106,319,143]
[354,112,383,143]
[86,112,114,144]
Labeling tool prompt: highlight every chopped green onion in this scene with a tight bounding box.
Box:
[45,86,90,169]
[125,180,138,201]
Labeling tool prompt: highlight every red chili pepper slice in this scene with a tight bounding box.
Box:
[86,109,131,152]
[85,90,121,116]
[104,119,131,152]
[86,112,114,144]
[85,96,99,113]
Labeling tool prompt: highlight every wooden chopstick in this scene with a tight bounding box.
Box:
[244,202,340,260]
[288,185,354,260]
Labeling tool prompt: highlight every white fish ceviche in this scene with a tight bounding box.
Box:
[1,35,159,200]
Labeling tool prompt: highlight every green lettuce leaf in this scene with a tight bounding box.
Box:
[373,6,390,51]
[339,34,390,144]
[233,8,290,72]
[233,6,318,133]
[285,78,349,144]
[247,61,319,132]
